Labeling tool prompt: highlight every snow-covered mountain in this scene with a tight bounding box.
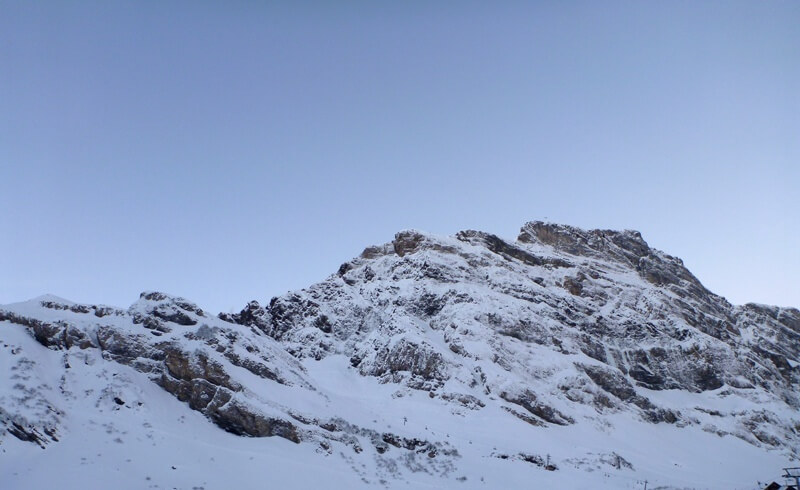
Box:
[2,221,798,489]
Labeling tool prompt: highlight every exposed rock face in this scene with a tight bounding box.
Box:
[218,300,269,331]
[518,222,650,265]
[1,220,799,474]
[355,338,448,390]
[499,390,575,426]
[0,293,310,444]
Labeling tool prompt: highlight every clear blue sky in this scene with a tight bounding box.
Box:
[2,1,798,312]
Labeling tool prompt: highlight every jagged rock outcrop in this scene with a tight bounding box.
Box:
[0,293,311,443]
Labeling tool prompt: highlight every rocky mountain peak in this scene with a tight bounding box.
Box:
[517,221,650,265]
[130,291,206,329]
[2,220,799,488]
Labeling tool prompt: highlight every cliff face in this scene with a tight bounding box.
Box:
[236,223,797,396]
[2,221,798,488]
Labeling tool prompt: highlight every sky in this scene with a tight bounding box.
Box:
[1,1,798,313]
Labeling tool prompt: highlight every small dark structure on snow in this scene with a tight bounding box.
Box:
[784,467,800,490]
